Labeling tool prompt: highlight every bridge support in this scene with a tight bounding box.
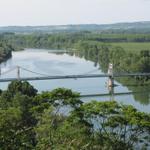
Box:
[17,66,20,80]
[107,63,114,87]
[108,76,114,87]
[108,85,114,100]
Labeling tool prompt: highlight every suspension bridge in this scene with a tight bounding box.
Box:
[0,64,150,87]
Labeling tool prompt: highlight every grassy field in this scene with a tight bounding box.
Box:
[110,42,150,53]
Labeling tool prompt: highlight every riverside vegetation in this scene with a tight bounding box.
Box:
[0,34,13,62]
[3,32,150,72]
[0,32,149,98]
[0,80,150,149]
[1,32,150,80]
[0,31,150,72]
[0,32,150,102]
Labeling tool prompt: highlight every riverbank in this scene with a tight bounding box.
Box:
[1,32,150,82]
[0,41,12,63]
[1,49,149,112]
[0,50,12,63]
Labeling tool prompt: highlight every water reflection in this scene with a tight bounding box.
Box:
[0,49,150,112]
[73,50,150,105]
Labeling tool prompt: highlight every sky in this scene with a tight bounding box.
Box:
[0,0,150,26]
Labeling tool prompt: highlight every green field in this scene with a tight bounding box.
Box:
[110,42,150,53]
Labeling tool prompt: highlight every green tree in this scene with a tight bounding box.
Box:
[73,101,150,150]
[7,80,37,97]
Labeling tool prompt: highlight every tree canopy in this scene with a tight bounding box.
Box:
[0,81,149,149]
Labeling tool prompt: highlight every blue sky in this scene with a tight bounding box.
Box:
[0,0,150,26]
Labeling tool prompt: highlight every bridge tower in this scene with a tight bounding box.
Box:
[17,66,20,80]
[107,63,114,87]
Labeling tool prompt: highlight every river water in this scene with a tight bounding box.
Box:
[0,49,150,112]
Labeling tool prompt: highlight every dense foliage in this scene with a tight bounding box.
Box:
[3,32,150,49]
[1,32,150,74]
[1,32,150,75]
[0,81,150,149]
[0,35,12,62]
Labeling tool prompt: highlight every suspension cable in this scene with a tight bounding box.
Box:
[19,66,51,77]
[0,66,18,76]
[0,65,100,78]
[81,68,100,75]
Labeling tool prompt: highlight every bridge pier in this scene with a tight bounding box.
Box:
[107,63,114,87]
[108,76,114,87]
[108,85,114,101]
[17,66,20,80]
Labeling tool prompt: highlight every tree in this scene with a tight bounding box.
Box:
[0,107,34,149]
[7,80,37,97]
[0,81,150,149]
[73,101,150,150]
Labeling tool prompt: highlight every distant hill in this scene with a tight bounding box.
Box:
[0,21,150,33]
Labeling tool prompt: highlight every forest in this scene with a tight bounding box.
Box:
[2,32,149,76]
[0,80,150,149]
[0,34,13,62]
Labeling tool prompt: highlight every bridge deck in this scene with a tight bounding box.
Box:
[0,73,150,82]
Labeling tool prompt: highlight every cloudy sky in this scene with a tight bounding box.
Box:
[0,0,150,26]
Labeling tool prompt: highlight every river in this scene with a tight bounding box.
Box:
[0,49,150,112]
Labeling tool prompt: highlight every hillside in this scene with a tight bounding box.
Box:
[0,21,150,33]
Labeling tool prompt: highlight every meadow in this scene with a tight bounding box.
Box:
[110,42,150,53]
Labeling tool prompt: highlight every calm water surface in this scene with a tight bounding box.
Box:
[0,49,149,112]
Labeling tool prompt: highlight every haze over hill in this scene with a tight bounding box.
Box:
[0,21,150,34]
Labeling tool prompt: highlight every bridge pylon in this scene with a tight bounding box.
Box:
[107,63,114,87]
[17,66,20,80]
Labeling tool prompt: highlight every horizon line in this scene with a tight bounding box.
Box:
[0,20,150,27]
